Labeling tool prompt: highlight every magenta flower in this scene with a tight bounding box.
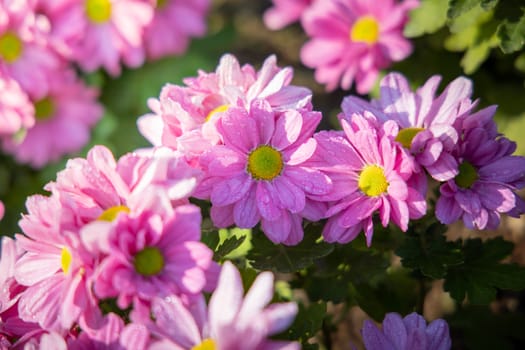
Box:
[2,69,103,168]
[48,0,154,76]
[0,73,34,137]
[362,312,451,350]
[263,0,313,30]
[82,204,213,308]
[436,127,525,230]
[193,100,332,245]
[138,53,312,158]
[309,113,426,245]
[300,0,419,93]
[342,72,477,181]
[144,0,210,60]
[0,0,62,99]
[149,261,300,350]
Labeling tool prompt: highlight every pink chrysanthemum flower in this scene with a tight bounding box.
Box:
[361,312,451,350]
[81,204,213,308]
[193,100,332,245]
[308,113,426,245]
[0,0,62,99]
[45,145,201,229]
[343,72,479,181]
[0,73,34,137]
[436,127,525,230]
[2,70,103,168]
[44,0,154,76]
[148,261,300,350]
[13,194,99,331]
[300,0,419,93]
[263,0,313,30]
[143,0,210,60]
[138,53,312,158]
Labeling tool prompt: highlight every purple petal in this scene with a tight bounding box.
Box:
[209,262,243,333]
[273,177,305,213]
[382,313,408,350]
[257,182,282,221]
[272,110,303,150]
[234,188,261,228]
[361,320,393,350]
[237,271,274,326]
[261,214,291,244]
[426,319,452,350]
[210,175,252,206]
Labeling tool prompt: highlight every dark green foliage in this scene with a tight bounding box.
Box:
[247,226,334,273]
[444,238,525,304]
[280,301,327,349]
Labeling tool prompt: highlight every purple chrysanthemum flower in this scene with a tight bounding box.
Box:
[307,112,426,245]
[436,126,525,230]
[193,100,332,245]
[362,312,451,350]
[342,72,479,181]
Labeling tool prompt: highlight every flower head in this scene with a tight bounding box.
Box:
[436,127,525,230]
[194,100,331,245]
[2,70,103,168]
[149,261,299,350]
[309,112,426,245]
[144,0,210,60]
[138,53,312,158]
[83,205,214,308]
[362,312,451,350]
[300,0,419,93]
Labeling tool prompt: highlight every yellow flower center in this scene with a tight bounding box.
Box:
[454,161,478,189]
[205,104,229,122]
[395,127,425,149]
[0,32,23,63]
[350,15,380,44]
[97,205,130,222]
[133,247,165,276]
[247,145,283,181]
[358,165,389,197]
[192,339,217,350]
[85,0,112,24]
[34,97,56,121]
[61,247,72,275]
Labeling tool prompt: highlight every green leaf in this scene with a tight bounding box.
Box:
[396,221,463,279]
[448,0,484,19]
[247,226,334,273]
[498,12,525,53]
[404,0,449,37]
[481,0,498,10]
[444,238,525,304]
[281,301,326,347]
[214,234,247,261]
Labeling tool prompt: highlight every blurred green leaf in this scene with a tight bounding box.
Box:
[444,238,525,304]
[498,12,525,53]
[247,226,334,273]
[281,301,326,348]
[404,0,449,37]
[448,0,486,19]
[214,234,247,261]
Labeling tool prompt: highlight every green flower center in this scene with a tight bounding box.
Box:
[350,16,380,44]
[61,247,72,275]
[395,127,425,149]
[98,205,130,222]
[454,161,478,189]
[247,145,283,181]
[358,165,389,197]
[133,247,165,276]
[0,32,23,63]
[156,0,169,8]
[85,0,112,24]
[34,97,56,121]
[192,339,217,350]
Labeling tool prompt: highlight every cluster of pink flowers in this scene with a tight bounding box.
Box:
[0,0,210,168]
[263,0,419,93]
[139,54,525,247]
[0,145,299,348]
